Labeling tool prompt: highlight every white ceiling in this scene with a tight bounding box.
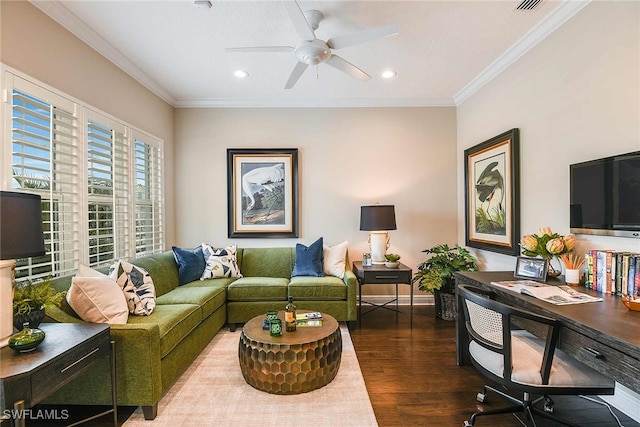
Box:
[32,0,590,108]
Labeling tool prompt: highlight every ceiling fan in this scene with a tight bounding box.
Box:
[226,1,398,89]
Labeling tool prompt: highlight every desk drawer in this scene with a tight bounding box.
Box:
[31,333,109,404]
[560,328,640,391]
[362,271,411,284]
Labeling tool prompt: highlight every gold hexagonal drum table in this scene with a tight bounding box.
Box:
[238,311,342,394]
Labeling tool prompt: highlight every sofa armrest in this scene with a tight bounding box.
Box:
[109,323,163,405]
[342,269,358,321]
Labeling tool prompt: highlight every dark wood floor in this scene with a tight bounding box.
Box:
[350,304,638,427]
[27,304,638,426]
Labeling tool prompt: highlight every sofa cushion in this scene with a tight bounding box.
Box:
[238,248,294,278]
[291,238,325,277]
[184,277,237,289]
[127,252,179,297]
[288,276,347,300]
[323,241,348,279]
[172,246,206,286]
[156,285,226,319]
[125,303,201,358]
[227,277,289,301]
[201,243,242,279]
[117,261,156,316]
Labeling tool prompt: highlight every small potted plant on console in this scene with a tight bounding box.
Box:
[384,253,401,269]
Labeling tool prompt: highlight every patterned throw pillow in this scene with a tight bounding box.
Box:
[117,260,156,316]
[201,243,243,279]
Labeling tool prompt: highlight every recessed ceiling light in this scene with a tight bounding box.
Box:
[381,69,397,79]
[194,1,212,9]
[234,70,249,78]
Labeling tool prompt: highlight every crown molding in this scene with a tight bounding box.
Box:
[30,0,176,106]
[174,97,456,108]
[453,0,591,105]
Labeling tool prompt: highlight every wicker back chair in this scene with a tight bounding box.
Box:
[458,284,615,426]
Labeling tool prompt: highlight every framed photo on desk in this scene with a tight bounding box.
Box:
[514,256,548,281]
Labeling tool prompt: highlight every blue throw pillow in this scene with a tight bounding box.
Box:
[172,246,206,286]
[291,237,325,277]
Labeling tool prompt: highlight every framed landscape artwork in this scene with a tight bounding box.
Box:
[464,129,520,256]
[227,148,299,238]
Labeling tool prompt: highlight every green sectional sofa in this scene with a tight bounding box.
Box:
[43,246,357,420]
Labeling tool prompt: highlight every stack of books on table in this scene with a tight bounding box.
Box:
[295,312,323,327]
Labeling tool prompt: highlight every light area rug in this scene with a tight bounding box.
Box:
[123,325,378,427]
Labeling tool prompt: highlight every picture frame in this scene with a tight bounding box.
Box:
[514,256,548,281]
[227,148,299,238]
[464,128,520,256]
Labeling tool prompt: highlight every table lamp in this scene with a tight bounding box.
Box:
[360,205,396,264]
[0,191,45,346]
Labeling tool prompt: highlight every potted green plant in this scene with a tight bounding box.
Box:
[13,278,65,331]
[412,244,477,320]
[384,253,401,269]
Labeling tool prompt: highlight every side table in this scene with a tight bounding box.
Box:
[0,323,116,427]
[352,261,413,328]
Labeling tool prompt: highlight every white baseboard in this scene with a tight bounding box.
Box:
[361,295,640,423]
[601,382,640,422]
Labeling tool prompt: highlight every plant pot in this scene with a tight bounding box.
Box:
[14,307,45,331]
[384,261,400,269]
[434,289,456,321]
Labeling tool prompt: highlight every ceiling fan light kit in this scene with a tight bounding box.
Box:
[226,1,398,89]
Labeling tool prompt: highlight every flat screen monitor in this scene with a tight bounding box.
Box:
[570,151,640,238]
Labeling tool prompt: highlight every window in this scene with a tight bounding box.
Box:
[3,70,164,281]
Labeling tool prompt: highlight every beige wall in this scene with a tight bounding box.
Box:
[0,0,176,245]
[174,107,458,293]
[457,1,640,271]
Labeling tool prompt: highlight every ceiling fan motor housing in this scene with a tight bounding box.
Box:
[295,39,331,65]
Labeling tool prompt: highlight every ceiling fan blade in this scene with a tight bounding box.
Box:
[285,62,309,89]
[326,25,398,50]
[283,1,315,40]
[226,46,294,53]
[326,55,371,81]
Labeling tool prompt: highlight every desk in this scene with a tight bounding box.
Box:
[352,262,413,328]
[455,271,640,394]
[0,323,116,427]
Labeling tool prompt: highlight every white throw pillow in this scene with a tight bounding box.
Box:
[67,272,129,324]
[323,241,348,279]
[201,243,243,279]
[117,260,156,316]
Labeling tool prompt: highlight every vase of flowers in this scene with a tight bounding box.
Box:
[520,227,576,277]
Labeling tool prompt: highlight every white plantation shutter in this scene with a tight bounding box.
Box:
[133,132,164,256]
[2,69,165,282]
[86,111,130,267]
[10,78,80,279]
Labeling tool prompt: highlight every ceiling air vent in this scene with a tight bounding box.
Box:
[515,0,544,11]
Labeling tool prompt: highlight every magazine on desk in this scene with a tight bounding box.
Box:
[490,280,603,305]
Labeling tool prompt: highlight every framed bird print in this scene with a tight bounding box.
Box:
[227,148,299,238]
[464,129,520,255]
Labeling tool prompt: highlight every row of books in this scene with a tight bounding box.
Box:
[584,250,640,296]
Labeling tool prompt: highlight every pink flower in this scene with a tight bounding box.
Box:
[538,227,553,237]
[563,234,576,251]
[521,235,537,252]
[546,238,565,255]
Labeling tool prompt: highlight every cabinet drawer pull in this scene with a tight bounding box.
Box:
[61,347,100,373]
[376,275,398,279]
[581,347,604,359]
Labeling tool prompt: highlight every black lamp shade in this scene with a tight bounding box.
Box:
[360,205,397,231]
[0,191,46,260]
